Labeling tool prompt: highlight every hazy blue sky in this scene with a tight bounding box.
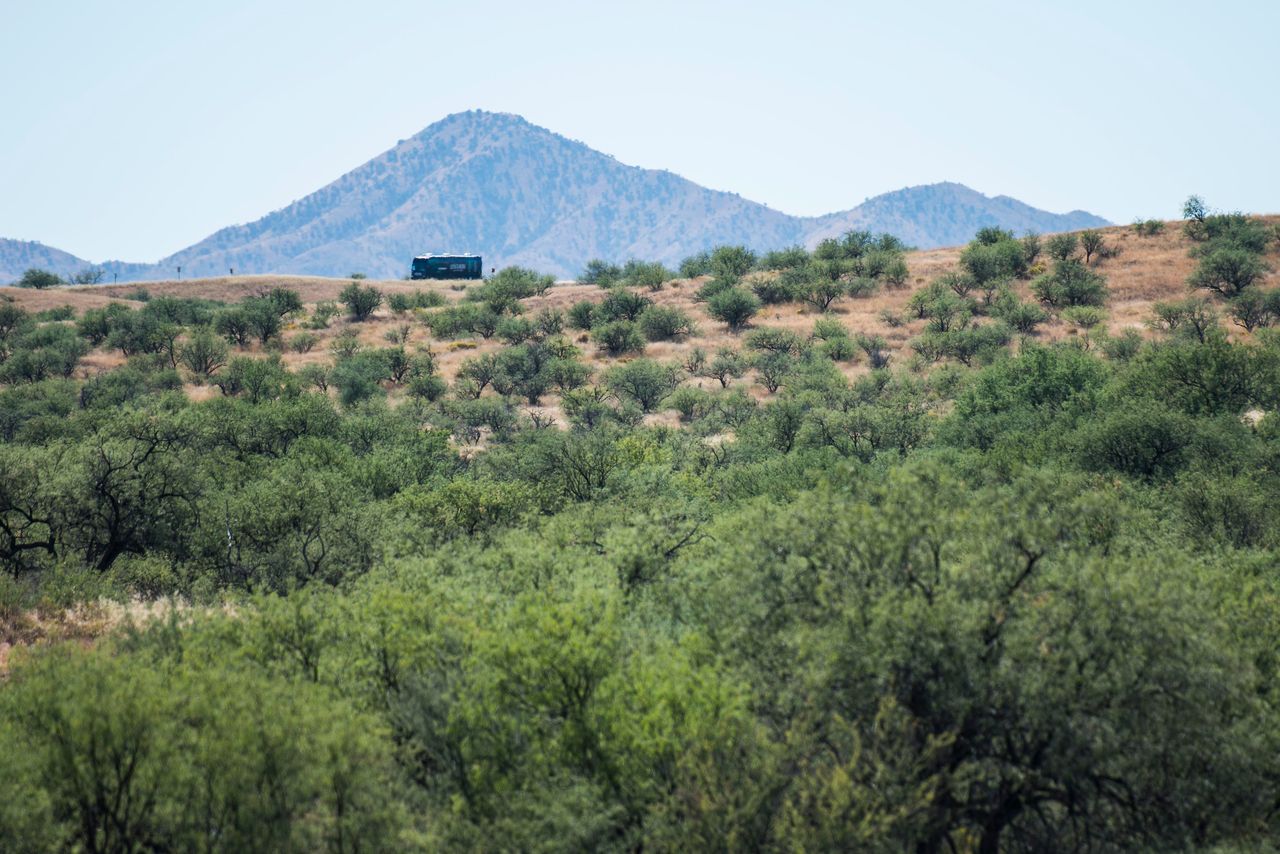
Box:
[2,0,1276,262]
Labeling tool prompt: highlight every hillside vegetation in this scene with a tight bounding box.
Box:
[2,204,1280,852]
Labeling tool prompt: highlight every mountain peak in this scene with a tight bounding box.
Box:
[0,114,1109,282]
[419,109,534,132]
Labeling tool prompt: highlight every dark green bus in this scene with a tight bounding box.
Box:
[410,254,483,280]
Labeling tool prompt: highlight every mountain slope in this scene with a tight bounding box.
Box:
[1,111,1109,281]
[806,182,1108,249]
[154,111,810,280]
[0,239,94,283]
[0,240,156,285]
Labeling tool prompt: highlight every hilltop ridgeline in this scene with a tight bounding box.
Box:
[0,111,1107,282]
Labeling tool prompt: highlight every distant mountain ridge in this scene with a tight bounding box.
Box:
[804,183,1108,250]
[0,111,1108,282]
[0,240,107,285]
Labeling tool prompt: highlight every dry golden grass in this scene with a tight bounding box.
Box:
[1,274,454,324]
[4,288,129,314]
[567,222,1261,417]
[0,597,187,676]
[6,218,1279,421]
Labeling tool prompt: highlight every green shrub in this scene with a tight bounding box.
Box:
[33,305,75,322]
[1133,218,1165,237]
[707,287,760,332]
[467,266,555,312]
[855,333,891,368]
[960,323,1013,362]
[709,245,757,280]
[214,307,253,347]
[748,273,794,305]
[1189,247,1269,298]
[328,330,362,359]
[240,297,282,345]
[1150,298,1219,342]
[1079,230,1106,265]
[340,282,383,321]
[0,303,33,361]
[407,371,447,401]
[1021,233,1042,266]
[879,255,910,287]
[911,287,972,333]
[1062,306,1107,330]
[567,300,597,331]
[695,276,737,302]
[593,320,646,356]
[620,259,672,291]
[75,303,129,345]
[546,357,591,393]
[604,359,681,412]
[13,268,63,289]
[667,386,712,422]
[1076,400,1195,479]
[0,649,406,852]
[534,308,564,337]
[106,310,179,357]
[879,309,905,328]
[1184,202,1272,252]
[0,325,89,383]
[846,277,881,299]
[331,351,392,406]
[1100,328,1143,361]
[757,245,809,270]
[794,277,847,312]
[992,295,1048,334]
[424,304,500,339]
[819,336,856,362]
[814,229,905,261]
[1045,233,1079,262]
[384,323,411,345]
[298,363,330,392]
[178,327,229,378]
[637,306,694,341]
[387,290,445,313]
[209,355,290,402]
[1032,259,1108,307]
[413,290,447,309]
[702,347,748,387]
[596,290,652,323]
[752,351,794,393]
[497,316,538,345]
[1228,288,1280,332]
[307,301,340,329]
[678,250,712,278]
[580,259,623,287]
[745,327,806,357]
[387,292,413,314]
[69,267,105,285]
[810,317,848,341]
[961,235,1028,283]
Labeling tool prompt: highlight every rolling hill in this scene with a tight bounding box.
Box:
[0,239,102,285]
[0,111,1108,282]
[14,217,1260,389]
